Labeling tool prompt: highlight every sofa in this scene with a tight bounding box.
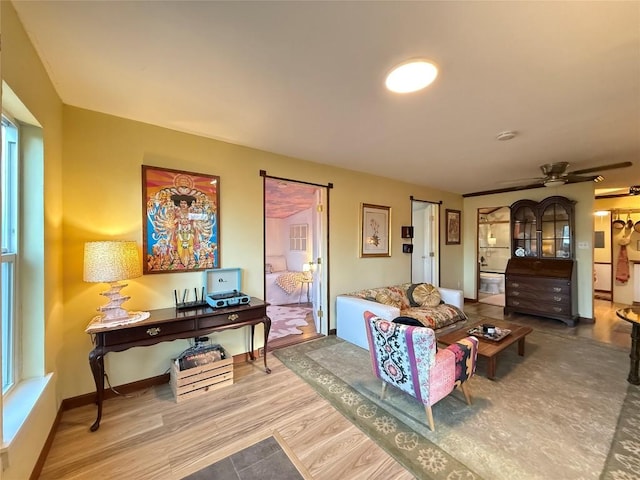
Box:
[336,282,467,350]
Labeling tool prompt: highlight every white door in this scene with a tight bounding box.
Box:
[411,201,439,286]
[311,188,328,335]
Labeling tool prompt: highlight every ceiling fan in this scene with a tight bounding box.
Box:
[464,161,633,198]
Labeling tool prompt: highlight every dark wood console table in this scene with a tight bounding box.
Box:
[86,297,270,432]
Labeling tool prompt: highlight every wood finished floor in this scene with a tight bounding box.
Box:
[38,299,630,479]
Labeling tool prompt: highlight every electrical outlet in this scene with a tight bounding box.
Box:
[258,347,264,357]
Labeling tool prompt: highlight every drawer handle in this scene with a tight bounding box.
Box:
[512,282,519,288]
[512,300,520,306]
[512,291,520,296]
[553,296,562,302]
[552,307,563,312]
[553,287,562,292]
[146,327,161,336]
[228,313,239,321]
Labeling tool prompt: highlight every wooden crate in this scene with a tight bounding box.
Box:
[170,356,234,403]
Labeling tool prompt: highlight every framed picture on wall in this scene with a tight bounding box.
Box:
[142,165,220,273]
[360,203,391,257]
[445,209,461,245]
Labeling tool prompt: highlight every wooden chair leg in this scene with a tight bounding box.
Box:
[380,381,387,400]
[460,382,472,405]
[424,405,435,431]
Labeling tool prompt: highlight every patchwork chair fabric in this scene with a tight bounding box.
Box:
[363,311,478,431]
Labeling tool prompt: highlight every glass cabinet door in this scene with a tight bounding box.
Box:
[541,203,570,258]
[512,205,537,257]
[510,196,574,260]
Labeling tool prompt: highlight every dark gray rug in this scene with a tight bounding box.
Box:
[274,329,639,479]
[182,436,304,480]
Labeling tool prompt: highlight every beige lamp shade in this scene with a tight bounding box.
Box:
[84,241,142,283]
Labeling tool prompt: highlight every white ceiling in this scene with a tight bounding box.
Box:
[11,1,640,196]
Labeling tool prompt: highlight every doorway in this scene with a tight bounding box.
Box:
[477,206,510,306]
[263,174,329,349]
[411,199,439,285]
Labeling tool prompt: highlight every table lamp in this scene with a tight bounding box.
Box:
[83,241,149,325]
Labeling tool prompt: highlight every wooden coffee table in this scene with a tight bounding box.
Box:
[438,319,533,380]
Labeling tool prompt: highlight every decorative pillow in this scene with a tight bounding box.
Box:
[408,283,441,308]
[266,255,287,272]
[392,316,424,327]
[375,291,402,309]
[265,263,273,274]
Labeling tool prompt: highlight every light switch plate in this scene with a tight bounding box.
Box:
[578,242,589,249]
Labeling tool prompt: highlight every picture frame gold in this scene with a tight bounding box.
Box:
[445,209,461,245]
[360,203,391,257]
[142,165,220,273]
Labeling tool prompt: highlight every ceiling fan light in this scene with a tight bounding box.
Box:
[544,178,566,188]
[385,59,438,93]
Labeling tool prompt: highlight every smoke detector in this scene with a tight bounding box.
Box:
[496,131,517,141]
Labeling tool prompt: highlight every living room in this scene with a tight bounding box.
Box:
[2,2,639,479]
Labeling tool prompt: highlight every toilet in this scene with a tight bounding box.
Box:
[480,272,504,294]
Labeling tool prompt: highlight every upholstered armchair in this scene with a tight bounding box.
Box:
[363,311,478,431]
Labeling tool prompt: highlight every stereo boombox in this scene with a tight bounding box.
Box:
[204,268,251,309]
[206,289,251,308]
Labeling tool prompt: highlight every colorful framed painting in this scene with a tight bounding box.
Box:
[360,203,391,257]
[445,209,461,245]
[142,165,220,273]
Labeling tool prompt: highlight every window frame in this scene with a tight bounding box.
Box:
[2,114,20,395]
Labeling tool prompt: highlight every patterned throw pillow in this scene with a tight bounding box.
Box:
[408,283,441,308]
[375,291,402,309]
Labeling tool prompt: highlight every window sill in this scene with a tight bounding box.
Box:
[1,373,54,456]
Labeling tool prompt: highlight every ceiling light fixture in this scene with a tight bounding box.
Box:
[544,178,566,188]
[630,185,640,195]
[385,59,438,93]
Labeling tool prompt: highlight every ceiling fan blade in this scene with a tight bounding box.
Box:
[565,174,603,184]
[569,161,632,175]
[463,182,545,198]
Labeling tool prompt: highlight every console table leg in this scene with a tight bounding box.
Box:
[263,316,271,374]
[249,325,256,361]
[628,323,640,385]
[88,349,105,432]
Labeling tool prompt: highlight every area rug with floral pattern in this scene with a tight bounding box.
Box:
[273,329,639,479]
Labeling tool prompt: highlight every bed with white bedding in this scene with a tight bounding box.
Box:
[265,255,307,305]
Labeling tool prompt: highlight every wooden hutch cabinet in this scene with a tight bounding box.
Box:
[505,196,578,326]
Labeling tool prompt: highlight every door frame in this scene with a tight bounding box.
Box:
[261,171,332,335]
[410,197,441,286]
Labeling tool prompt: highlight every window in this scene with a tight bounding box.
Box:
[2,115,19,394]
[289,224,307,251]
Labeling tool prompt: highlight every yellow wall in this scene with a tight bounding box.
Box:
[463,182,595,319]
[2,2,64,478]
[61,106,464,397]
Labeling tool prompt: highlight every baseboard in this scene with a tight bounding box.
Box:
[464,297,478,303]
[29,405,64,480]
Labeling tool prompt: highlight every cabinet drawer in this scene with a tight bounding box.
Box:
[198,307,266,330]
[506,278,570,295]
[509,289,570,304]
[506,297,571,315]
[102,319,197,346]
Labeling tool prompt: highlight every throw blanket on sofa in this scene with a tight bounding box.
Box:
[275,272,305,295]
[346,283,466,330]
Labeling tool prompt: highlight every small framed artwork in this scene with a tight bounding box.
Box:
[142,165,220,273]
[360,203,391,257]
[445,209,461,245]
[401,226,414,238]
